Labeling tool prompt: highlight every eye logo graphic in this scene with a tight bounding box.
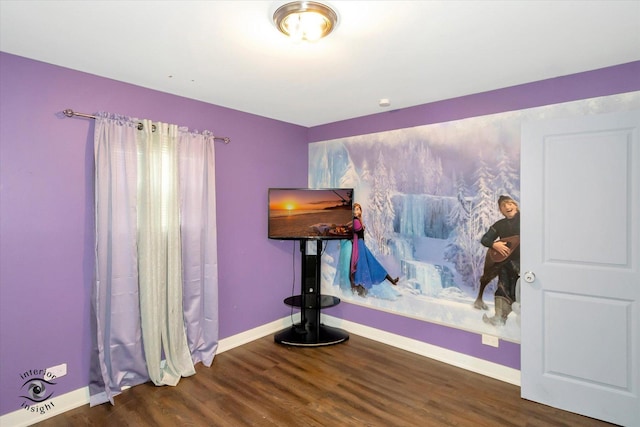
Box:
[21,378,55,402]
[19,369,57,415]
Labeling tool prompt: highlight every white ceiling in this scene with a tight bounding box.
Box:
[1,1,639,127]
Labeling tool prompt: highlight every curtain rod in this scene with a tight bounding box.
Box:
[62,109,231,144]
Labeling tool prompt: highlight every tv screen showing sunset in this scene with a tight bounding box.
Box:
[268,188,354,239]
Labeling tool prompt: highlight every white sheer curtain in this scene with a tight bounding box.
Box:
[90,112,219,406]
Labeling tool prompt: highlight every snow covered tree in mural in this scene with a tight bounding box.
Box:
[469,155,500,288]
[423,146,444,195]
[494,148,520,201]
[369,150,395,255]
[444,172,475,286]
[360,158,371,186]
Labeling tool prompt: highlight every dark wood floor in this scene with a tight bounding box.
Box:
[37,333,614,426]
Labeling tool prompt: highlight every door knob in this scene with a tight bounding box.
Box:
[523,271,536,283]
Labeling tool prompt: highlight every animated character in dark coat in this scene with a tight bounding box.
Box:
[476,195,520,325]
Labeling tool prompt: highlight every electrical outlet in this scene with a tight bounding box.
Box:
[482,334,499,348]
[45,363,67,378]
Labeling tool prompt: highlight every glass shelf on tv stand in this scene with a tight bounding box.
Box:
[283,294,341,309]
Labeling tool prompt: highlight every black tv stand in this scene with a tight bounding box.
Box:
[274,240,349,346]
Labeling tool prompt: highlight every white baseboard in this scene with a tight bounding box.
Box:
[216,314,298,353]
[0,316,297,427]
[0,387,90,427]
[1,313,519,426]
[322,314,521,386]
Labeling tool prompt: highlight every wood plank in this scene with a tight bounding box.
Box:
[35,334,614,426]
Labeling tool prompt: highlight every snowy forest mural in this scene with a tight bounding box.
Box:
[309,92,640,342]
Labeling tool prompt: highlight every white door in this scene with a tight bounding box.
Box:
[521,109,640,426]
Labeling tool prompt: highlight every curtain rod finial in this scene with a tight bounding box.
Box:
[63,109,74,117]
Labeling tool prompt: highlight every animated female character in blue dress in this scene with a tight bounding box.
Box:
[348,203,399,296]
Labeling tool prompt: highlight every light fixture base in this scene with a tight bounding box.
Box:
[273,1,338,42]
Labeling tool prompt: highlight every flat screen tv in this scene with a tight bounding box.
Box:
[268,188,354,240]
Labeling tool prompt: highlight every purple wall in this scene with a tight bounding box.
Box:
[1,51,638,417]
[0,52,307,416]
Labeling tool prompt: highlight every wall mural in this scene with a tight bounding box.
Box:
[309,92,640,342]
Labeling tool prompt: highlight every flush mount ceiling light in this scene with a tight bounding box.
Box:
[273,1,338,42]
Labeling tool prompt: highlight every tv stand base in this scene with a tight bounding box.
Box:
[274,323,349,347]
[275,240,349,347]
